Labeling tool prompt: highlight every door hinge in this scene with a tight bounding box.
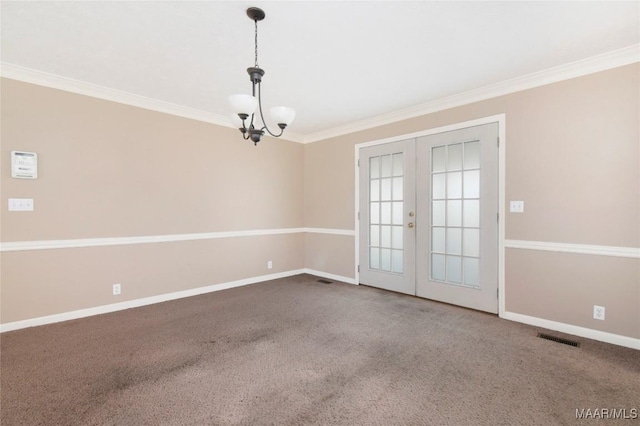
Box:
[358,265,360,272]
[357,158,360,167]
[497,212,500,223]
[497,136,500,147]
[358,211,360,220]
[497,288,499,299]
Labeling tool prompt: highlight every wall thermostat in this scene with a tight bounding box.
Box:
[11,151,38,179]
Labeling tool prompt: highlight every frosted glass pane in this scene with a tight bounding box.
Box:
[432,146,446,173]
[381,249,392,271]
[431,254,446,281]
[370,225,380,247]
[464,257,480,287]
[447,256,462,284]
[448,143,463,171]
[370,157,380,178]
[447,228,462,255]
[432,201,446,226]
[464,141,480,170]
[432,173,446,199]
[447,200,462,226]
[392,177,403,201]
[392,202,403,225]
[381,178,392,201]
[463,229,480,257]
[463,170,480,199]
[463,200,480,228]
[393,153,403,176]
[370,247,380,270]
[370,202,380,224]
[381,155,392,177]
[392,226,403,249]
[370,179,380,201]
[381,225,391,248]
[381,202,391,224]
[447,172,462,199]
[392,250,403,273]
[432,227,445,252]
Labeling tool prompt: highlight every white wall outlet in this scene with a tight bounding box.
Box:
[113,283,121,295]
[593,305,605,321]
[267,261,273,270]
[8,198,34,211]
[509,200,524,213]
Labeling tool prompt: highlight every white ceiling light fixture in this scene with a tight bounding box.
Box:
[229,7,296,145]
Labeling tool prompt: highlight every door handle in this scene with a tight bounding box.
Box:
[408,222,414,228]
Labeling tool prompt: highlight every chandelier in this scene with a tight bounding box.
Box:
[228,7,296,145]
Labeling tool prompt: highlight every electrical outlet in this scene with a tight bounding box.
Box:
[509,201,524,213]
[267,261,273,270]
[593,305,605,321]
[113,284,121,296]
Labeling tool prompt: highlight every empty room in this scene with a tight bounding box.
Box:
[1,1,639,425]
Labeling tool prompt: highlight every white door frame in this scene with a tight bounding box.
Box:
[354,114,506,317]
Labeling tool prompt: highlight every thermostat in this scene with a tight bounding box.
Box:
[11,151,38,179]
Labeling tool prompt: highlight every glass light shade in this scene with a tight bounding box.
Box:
[270,106,296,126]
[230,114,244,129]
[228,94,258,115]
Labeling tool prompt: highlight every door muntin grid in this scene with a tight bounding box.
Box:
[369,153,404,274]
[430,141,481,288]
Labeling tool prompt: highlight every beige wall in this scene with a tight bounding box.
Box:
[303,64,639,339]
[1,79,304,323]
[2,64,639,341]
[2,234,304,321]
[304,233,355,279]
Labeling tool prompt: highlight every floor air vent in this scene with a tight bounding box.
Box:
[317,279,333,284]
[537,333,580,347]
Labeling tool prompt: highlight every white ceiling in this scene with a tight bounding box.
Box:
[2,1,639,139]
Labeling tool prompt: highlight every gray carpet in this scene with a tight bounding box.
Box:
[1,274,638,425]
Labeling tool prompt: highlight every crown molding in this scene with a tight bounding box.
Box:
[2,44,637,146]
[0,62,228,125]
[301,44,640,143]
[0,62,306,144]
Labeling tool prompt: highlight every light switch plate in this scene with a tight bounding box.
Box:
[510,201,524,213]
[8,198,34,211]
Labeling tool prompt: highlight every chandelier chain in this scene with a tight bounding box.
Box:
[254,19,259,67]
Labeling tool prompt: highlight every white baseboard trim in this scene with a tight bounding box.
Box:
[4,269,636,352]
[501,311,640,350]
[303,268,357,285]
[0,269,305,333]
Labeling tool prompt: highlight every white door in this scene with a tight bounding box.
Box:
[416,123,499,313]
[358,139,416,295]
[358,123,499,313]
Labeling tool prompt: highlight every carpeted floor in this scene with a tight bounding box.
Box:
[1,274,638,425]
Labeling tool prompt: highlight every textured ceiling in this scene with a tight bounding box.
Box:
[1,1,639,137]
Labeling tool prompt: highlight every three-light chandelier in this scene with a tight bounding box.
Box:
[228,7,295,145]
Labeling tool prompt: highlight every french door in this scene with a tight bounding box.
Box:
[358,139,416,295]
[358,123,499,313]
